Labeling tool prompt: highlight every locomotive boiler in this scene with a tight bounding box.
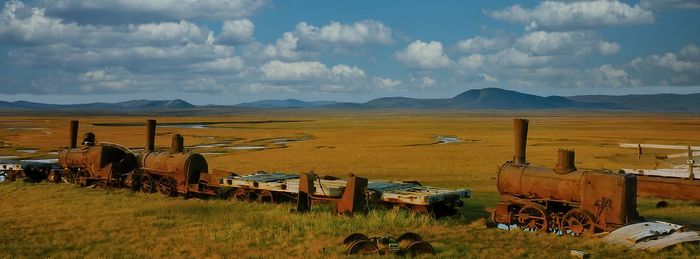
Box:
[131,119,218,197]
[51,120,137,186]
[490,119,640,235]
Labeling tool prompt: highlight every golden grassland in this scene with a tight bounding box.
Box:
[1,111,699,257]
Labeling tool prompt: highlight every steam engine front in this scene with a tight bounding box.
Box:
[50,120,136,186]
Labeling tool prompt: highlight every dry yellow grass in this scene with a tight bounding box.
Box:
[1,111,699,257]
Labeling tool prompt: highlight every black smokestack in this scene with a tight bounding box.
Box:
[146,119,156,152]
[70,120,79,149]
[513,118,529,165]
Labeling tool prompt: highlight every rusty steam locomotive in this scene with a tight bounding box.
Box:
[48,119,219,197]
[490,119,641,235]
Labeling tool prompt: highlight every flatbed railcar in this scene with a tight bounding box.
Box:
[218,171,470,216]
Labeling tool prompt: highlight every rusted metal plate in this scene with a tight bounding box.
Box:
[602,221,700,252]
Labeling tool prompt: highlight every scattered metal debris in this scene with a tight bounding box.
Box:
[570,250,590,258]
[602,221,700,252]
[342,232,436,256]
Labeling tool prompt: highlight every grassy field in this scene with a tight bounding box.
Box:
[1,111,699,257]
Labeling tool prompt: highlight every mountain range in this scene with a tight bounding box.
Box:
[1,88,698,113]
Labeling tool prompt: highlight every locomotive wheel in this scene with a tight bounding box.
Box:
[47,170,60,183]
[342,233,370,246]
[230,189,250,201]
[404,241,436,256]
[256,190,274,203]
[346,239,379,255]
[397,232,424,249]
[157,177,176,196]
[140,175,155,193]
[517,203,549,232]
[561,209,595,236]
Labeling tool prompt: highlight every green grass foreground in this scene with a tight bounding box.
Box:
[1,182,698,258]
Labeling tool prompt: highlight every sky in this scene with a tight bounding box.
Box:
[0,0,699,105]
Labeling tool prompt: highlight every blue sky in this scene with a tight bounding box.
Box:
[0,0,699,105]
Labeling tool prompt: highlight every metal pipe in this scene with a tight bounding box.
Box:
[171,134,184,153]
[555,149,576,174]
[146,119,156,152]
[70,120,79,148]
[513,118,529,165]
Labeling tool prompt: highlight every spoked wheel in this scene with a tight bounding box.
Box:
[561,208,595,236]
[517,203,549,232]
[47,170,60,183]
[229,189,250,201]
[346,239,379,255]
[397,232,423,247]
[157,177,176,196]
[404,241,436,256]
[342,233,370,246]
[75,170,91,187]
[140,175,155,193]
[256,190,274,203]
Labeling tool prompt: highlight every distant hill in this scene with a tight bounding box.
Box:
[1,88,698,114]
[237,99,338,108]
[0,99,194,110]
[569,93,700,112]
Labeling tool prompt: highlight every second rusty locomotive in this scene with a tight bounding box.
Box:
[129,119,218,197]
[490,119,641,236]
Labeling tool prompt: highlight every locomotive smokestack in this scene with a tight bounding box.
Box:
[555,149,576,174]
[146,119,156,152]
[513,118,529,165]
[70,120,79,149]
[170,134,184,153]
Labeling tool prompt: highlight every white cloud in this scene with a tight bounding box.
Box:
[295,20,393,46]
[486,1,654,30]
[597,41,621,56]
[489,48,552,68]
[592,65,640,87]
[640,0,700,10]
[456,36,508,53]
[262,32,302,60]
[374,77,402,90]
[395,40,452,69]
[259,60,366,82]
[260,60,328,81]
[0,2,212,47]
[218,19,255,45]
[38,0,269,24]
[190,57,245,72]
[516,30,620,55]
[680,44,700,60]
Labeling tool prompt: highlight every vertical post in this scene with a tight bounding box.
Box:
[296,173,316,213]
[146,119,156,152]
[70,120,79,149]
[638,144,643,159]
[689,146,694,181]
[513,118,529,165]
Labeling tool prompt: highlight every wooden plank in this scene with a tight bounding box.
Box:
[620,143,700,151]
[622,168,699,180]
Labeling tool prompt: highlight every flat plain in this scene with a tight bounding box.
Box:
[1,110,699,257]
